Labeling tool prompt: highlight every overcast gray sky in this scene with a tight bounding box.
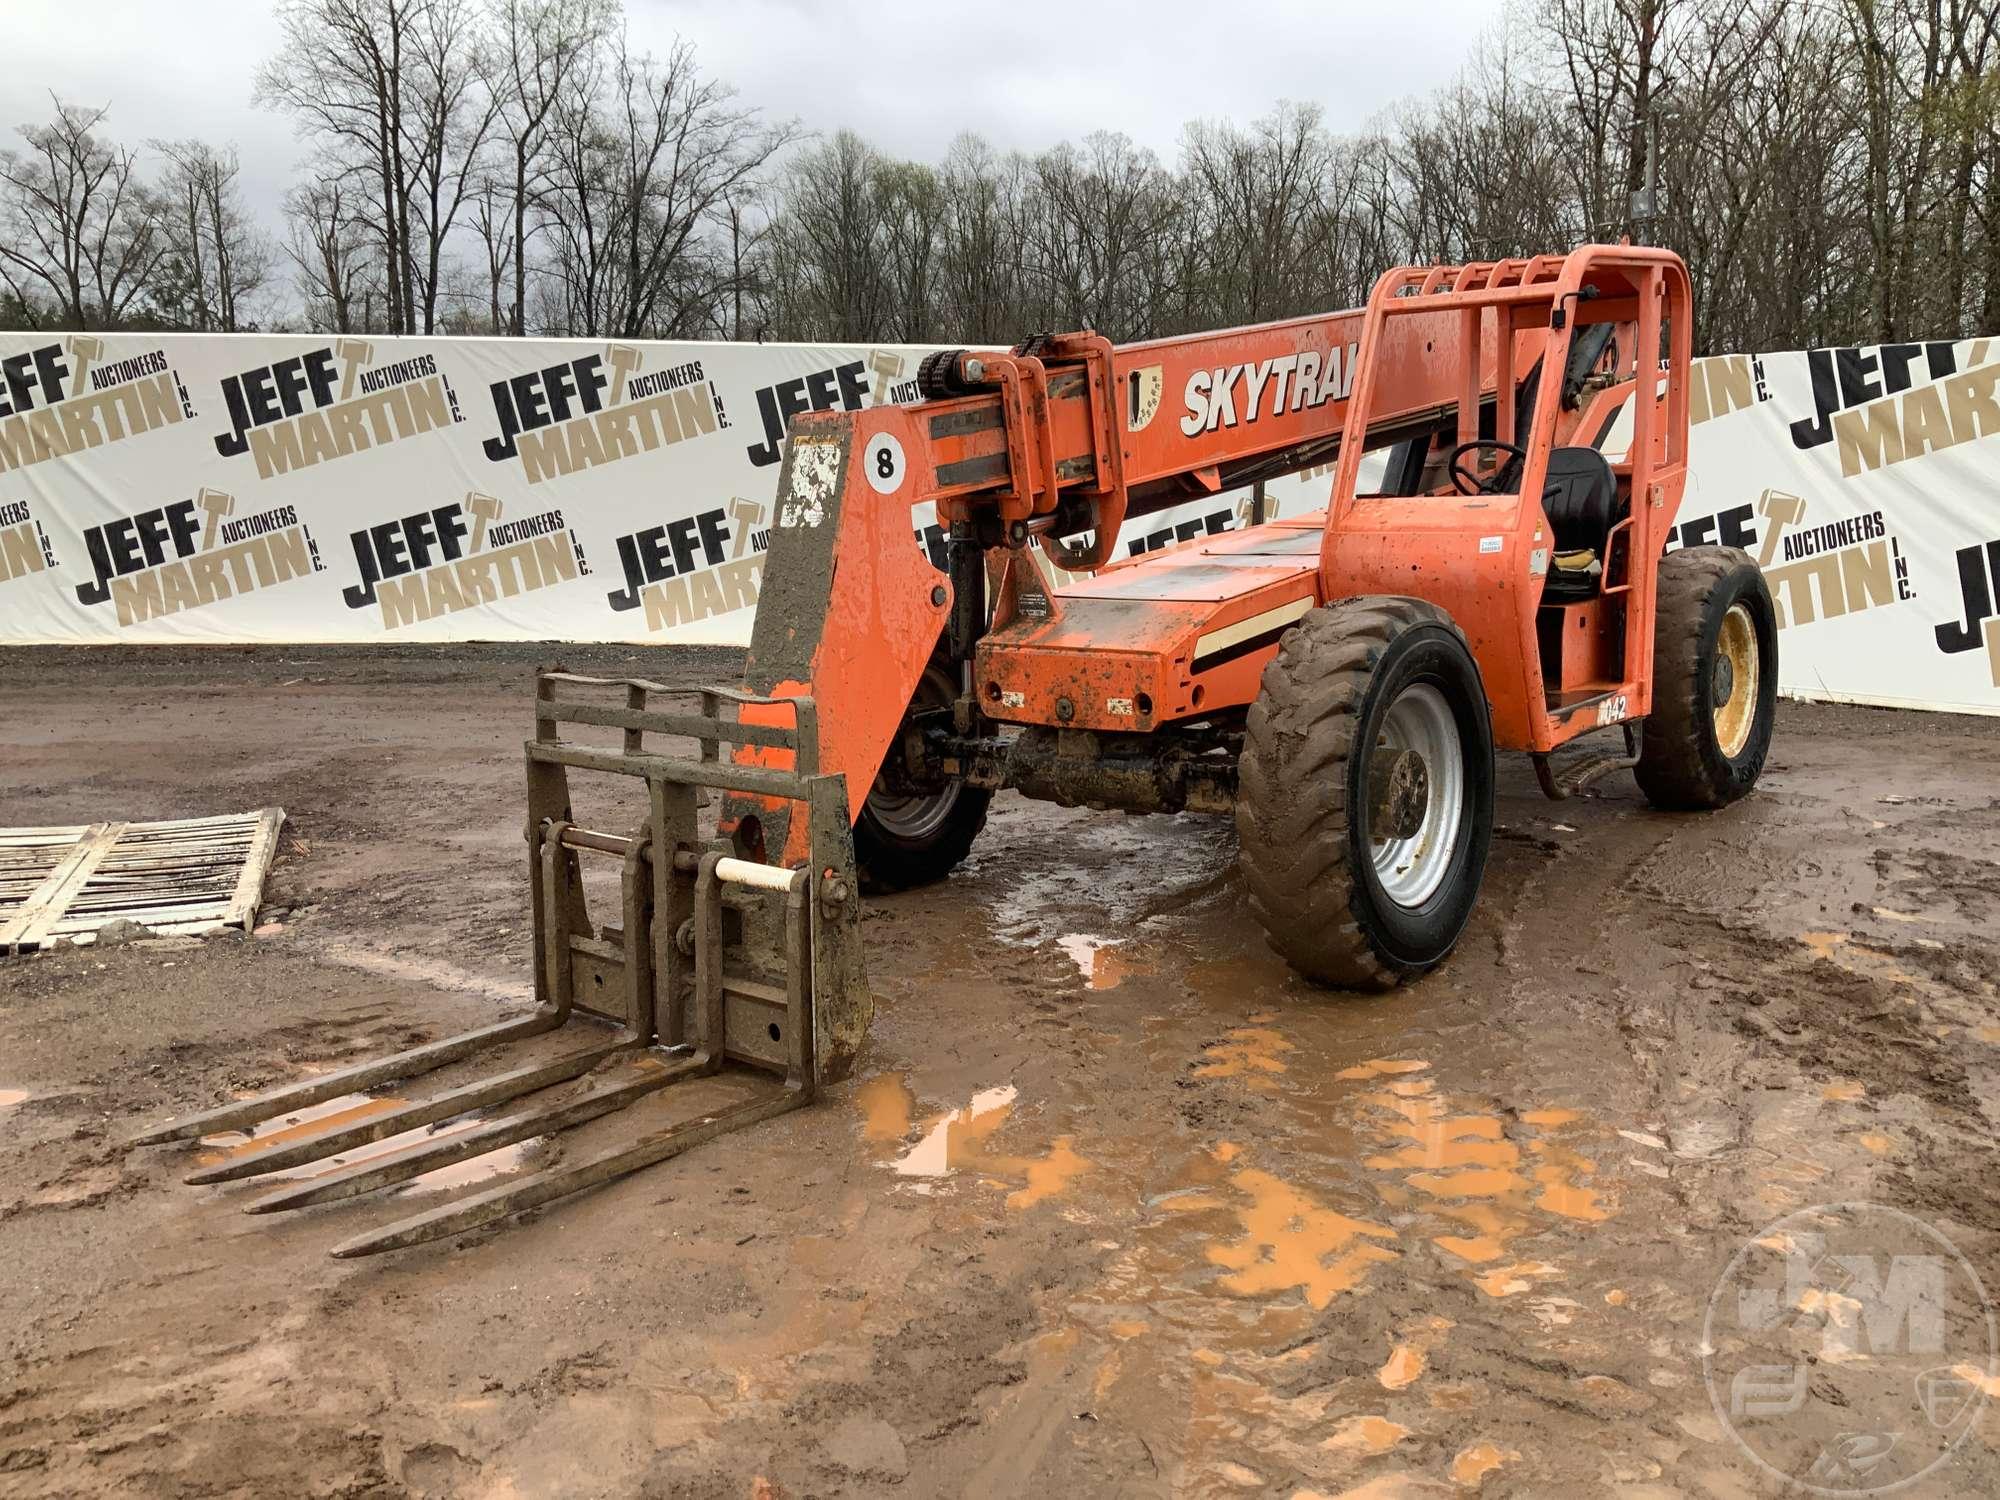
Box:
[3,0,1505,225]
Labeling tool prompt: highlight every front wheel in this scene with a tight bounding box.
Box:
[853,661,991,892]
[1634,546,1777,810]
[1236,597,1496,989]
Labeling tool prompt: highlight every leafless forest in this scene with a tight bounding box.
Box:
[3,0,1996,353]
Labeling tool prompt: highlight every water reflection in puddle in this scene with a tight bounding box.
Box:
[1206,1168,1397,1308]
[0,1088,30,1111]
[1056,934,1153,990]
[1321,1414,1409,1456]
[1193,1028,1294,1092]
[860,1077,1090,1209]
[894,1085,1018,1178]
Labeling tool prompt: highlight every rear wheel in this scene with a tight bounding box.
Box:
[1634,546,1777,809]
[853,661,991,892]
[1236,597,1495,988]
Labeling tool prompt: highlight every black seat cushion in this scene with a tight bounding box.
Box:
[1541,445,1622,554]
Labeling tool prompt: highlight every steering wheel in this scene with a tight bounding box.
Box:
[1448,439,1527,495]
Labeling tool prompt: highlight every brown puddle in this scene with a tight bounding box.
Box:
[1057,934,1153,990]
[1336,1058,1431,1080]
[854,1073,914,1145]
[1347,1064,1616,1293]
[1377,1344,1426,1389]
[1321,1414,1409,1456]
[1450,1441,1520,1488]
[1193,1027,1295,1091]
[1206,1167,1398,1308]
[886,1083,1088,1208]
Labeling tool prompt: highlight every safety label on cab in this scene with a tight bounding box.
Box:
[1479,535,1504,554]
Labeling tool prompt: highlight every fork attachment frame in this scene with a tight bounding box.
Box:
[129,670,869,1258]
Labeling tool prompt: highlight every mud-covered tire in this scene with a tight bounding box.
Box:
[853,662,991,893]
[1634,546,1777,810]
[1236,597,1496,989]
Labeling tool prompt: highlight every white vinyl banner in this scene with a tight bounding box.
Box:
[0,329,1996,715]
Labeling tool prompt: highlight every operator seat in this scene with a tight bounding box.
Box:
[1539,445,1623,599]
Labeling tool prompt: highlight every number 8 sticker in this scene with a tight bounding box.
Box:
[864,431,906,495]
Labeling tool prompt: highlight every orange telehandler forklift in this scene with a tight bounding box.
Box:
[133,245,1777,1255]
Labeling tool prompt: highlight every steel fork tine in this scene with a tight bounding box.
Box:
[245,1054,699,1216]
[185,1038,639,1185]
[329,1088,807,1259]
[129,1011,565,1146]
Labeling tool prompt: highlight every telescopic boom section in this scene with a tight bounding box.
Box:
[729,302,1498,866]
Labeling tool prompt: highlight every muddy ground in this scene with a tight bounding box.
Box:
[1,644,1998,1499]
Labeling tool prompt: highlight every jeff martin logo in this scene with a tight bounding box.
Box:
[483,344,726,485]
[1936,538,2000,689]
[1787,340,1997,479]
[213,341,463,480]
[1671,489,1914,632]
[1704,1201,1996,1494]
[744,349,920,469]
[0,497,59,585]
[1,336,196,474]
[606,495,767,632]
[73,490,322,628]
[341,492,588,631]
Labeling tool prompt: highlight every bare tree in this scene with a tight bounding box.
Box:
[260,0,496,334]
[539,32,795,337]
[401,0,502,332]
[282,174,383,333]
[153,140,275,331]
[488,0,613,333]
[0,97,164,329]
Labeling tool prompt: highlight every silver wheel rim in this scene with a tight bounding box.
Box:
[1368,682,1465,909]
[866,779,964,841]
[865,666,962,841]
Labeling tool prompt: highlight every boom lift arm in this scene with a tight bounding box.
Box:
[729,283,1523,867]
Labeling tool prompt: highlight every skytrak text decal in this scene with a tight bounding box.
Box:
[213,345,463,479]
[482,346,727,485]
[341,494,588,631]
[1,338,195,474]
[1179,344,1358,436]
[74,491,320,627]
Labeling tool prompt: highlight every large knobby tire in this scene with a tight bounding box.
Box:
[853,661,991,893]
[1634,545,1778,810]
[1237,597,1496,989]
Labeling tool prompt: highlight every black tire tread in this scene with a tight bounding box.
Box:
[1236,596,1465,989]
[853,787,991,894]
[851,658,991,893]
[1634,545,1770,810]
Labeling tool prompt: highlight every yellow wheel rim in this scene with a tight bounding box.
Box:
[1713,603,1759,760]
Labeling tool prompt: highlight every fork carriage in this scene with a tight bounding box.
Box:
[130,670,869,1258]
